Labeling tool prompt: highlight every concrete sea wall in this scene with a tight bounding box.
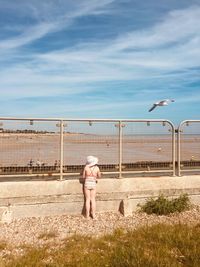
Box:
[0,175,200,221]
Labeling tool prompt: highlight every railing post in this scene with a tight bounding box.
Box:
[177,127,181,176]
[119,121,123,178]
[60,120,64,180]
[172,126,176,176]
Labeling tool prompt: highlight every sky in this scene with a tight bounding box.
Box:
[0,0,200,124]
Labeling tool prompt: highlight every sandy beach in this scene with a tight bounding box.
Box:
[0,133,200,167]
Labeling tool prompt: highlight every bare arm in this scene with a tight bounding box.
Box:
[97,167,101,178]
[82,167,86,179]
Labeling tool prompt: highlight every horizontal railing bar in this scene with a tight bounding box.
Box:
[179,120,200,125]
[0,117,173,123]
[0,169,174,178]
[0,173,60,178]
[178,169,200,176]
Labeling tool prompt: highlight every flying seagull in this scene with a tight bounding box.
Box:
[148,99,175,112]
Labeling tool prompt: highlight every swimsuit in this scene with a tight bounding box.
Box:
[84,166,97,189]
[84,178,96,189]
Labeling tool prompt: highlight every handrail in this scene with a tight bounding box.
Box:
[0,117,176,179]
[177,120,200,176]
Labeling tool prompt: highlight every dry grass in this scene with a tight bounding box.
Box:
[1,223,200,267]
[37,230,58,241]
[0,241,7,252]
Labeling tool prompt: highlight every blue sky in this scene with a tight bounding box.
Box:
[0,0,200,123]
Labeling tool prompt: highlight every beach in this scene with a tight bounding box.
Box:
[0,133,200,167]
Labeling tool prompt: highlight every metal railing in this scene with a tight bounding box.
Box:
[177,120,200,176]
[0,117,176,179]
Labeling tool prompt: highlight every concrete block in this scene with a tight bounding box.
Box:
[119,198,133,217]
[0,175,199,219]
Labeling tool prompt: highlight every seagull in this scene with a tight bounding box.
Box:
[148,99,175,112]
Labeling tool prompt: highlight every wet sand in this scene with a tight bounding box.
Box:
[0,133,200,166]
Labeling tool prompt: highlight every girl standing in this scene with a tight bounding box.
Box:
[82,156,101,219]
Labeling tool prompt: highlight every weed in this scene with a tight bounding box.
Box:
[138,194,190,215]
[38,230,57,240]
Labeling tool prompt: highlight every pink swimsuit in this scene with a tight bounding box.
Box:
[84,166,97,189]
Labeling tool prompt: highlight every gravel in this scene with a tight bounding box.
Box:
[0,206,199,256]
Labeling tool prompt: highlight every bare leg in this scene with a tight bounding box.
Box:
[84,187,91,218]
[90,188,96,219]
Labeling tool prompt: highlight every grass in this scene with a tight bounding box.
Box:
[138,194,190,215]
[1,223,200,267]
[37,230,58,240]
[0,241,7,251]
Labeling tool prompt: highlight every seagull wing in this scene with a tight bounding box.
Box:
[148,104,157,112]
[158,100,168,105]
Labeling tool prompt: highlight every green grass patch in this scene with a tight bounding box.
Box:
[1,223,200,267]
[138,194,190,215]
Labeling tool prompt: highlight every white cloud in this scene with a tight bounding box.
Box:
[35,5,200,74]
[109,5,200,51]
[0,0,115,50]
[0,3,200,113]
[0,22,56,50]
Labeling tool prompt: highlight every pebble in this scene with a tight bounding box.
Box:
[0,206,199,256]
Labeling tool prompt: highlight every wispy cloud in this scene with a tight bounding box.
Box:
[0,1,200,120]
[37,5,200,73]
[110,6,200,51]
[0,22,57,50]
[0,0,115,50]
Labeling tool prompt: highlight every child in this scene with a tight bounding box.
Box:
[82,156,101,219]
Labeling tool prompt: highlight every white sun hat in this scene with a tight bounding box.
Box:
[86,156,98,166]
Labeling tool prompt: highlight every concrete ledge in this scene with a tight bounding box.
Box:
[0,175,200,220]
